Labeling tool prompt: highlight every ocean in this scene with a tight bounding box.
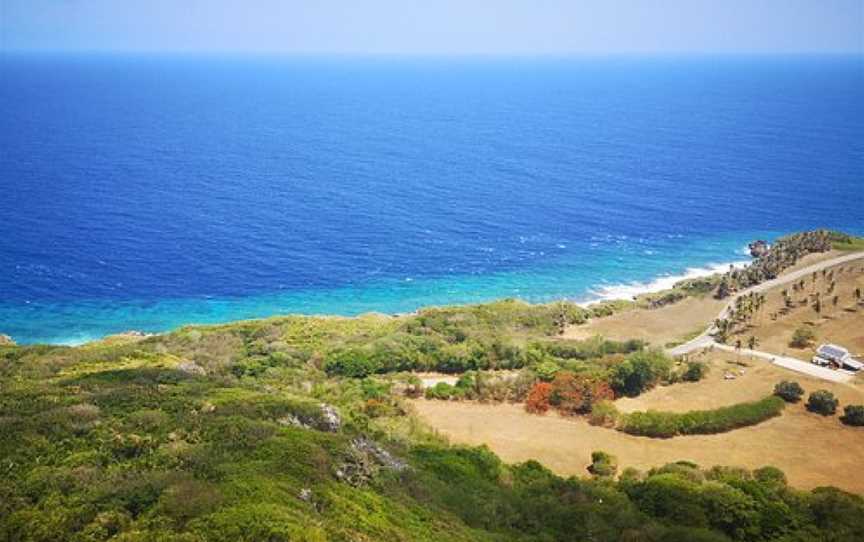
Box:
[1,54,862,344]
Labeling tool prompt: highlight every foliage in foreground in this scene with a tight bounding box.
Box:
[1,290,863,541]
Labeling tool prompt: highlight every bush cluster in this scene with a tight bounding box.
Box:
[790,326,816,348]
[609,349,673,397]
[588,450,618,478]
[681,361,709,382]
[619,396,786,438]
[841,405,864,426]
[524,371,614,416]
[774,380,804,403]
[807,390,839,416]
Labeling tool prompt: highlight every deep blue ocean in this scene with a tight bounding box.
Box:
[1,54,862,344]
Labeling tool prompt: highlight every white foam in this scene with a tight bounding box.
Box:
[578,260,751,307]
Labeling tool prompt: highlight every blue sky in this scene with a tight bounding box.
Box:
[2,0,862,54]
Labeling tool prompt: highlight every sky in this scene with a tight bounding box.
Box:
[1,0,862,55]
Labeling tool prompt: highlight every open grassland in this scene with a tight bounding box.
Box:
[564,296,723,347]
[415,327,864,493]
[414,387,864,493]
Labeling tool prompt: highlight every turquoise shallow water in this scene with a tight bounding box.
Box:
[1,55,862,344]
[0,231,816,344]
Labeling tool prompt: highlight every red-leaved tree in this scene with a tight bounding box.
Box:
[525,382,553,414]
[550,371,614,416]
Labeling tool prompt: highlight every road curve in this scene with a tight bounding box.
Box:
[667,250,864,358]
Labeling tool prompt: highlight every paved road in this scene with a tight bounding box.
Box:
[711,343,854,383]
[667,250,864,383]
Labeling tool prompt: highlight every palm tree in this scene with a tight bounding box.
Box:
[747,335,759,350]
[713,318,732,344]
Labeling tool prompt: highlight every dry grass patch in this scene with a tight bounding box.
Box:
[564,296,724,347]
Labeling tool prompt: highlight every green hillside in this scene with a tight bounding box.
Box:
[2,298,863,542]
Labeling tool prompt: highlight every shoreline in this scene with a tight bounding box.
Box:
[575,258,751,306]
[1,254,753,347]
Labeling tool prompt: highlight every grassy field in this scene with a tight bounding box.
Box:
[415,247,864,493]
[414,351,864,492]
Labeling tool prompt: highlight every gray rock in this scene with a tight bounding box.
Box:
[334,436,408,487]
[318,403,342,432]
[177,361,207,376]
[277,414,310,429]
[748,240,770,258]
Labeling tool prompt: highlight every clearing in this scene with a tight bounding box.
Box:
[413,350,864,492]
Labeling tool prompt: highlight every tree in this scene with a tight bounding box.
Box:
[610,350,672,397]
[774,381,804,403]
[747,336,759,350]
[807,390,839,416]
[682,361,709,382]
[587,450,618,478]
[789,326,815,348]
[715,277,732,299]
[713,318,732,344]
[525,382,553,414]
[840,405,864,426]
[550,371,614,415]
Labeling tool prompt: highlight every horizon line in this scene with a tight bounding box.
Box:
[3,48,863,58]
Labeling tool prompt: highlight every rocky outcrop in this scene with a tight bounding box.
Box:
[716,230,837,299]
[177,361,207,376]
[277,402,342,433]
[748,240,769,258]
[334,436,409,487]
[318,403,341,432]
[0,334,15,346]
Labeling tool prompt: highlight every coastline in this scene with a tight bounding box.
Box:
[1,253,753,346]
[576,259,751,306]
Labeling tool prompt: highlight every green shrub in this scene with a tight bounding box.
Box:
[682,361,709,382]
[588,450,618,478]
[611,350,673,397]
[790,326,816,348]
[619,396,785,438]
[588,400,619,427]
[425,382,455,400]
[534,360,561,382]
[840,405,864,426]
[324,349,378,377]
[807,390,838,416]
[774,381,804,403]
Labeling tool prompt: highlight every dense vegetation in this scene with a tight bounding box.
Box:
[618,396,786,438]
[714,229,854,299]
[2,327,862,542]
